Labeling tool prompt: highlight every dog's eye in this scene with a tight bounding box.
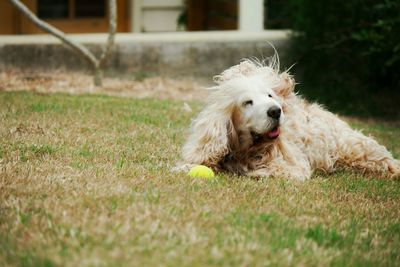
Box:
[268,94,273,98]
[243,100,253,106]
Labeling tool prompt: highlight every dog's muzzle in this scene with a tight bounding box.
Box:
[251,120,280,142]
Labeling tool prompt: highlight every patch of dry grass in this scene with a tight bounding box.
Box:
[1,91,399,267]
[0,69,209,101]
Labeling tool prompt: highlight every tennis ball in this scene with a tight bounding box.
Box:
[188,165,215,179]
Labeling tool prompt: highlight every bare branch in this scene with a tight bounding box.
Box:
[8,0,98,67]
[98,0,117,68]
[9,0,118,86]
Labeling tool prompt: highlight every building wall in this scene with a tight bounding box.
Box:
[0,0,129,34]
[0,1,17,34]
[1,0,263,34]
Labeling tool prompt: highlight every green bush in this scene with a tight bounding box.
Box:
[287,0,400,118]
[264,0,295,29]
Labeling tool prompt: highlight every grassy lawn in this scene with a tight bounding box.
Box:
[1,91,399,267]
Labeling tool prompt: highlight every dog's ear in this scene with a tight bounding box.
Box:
[182,103,238,168]
[273,72,295,98]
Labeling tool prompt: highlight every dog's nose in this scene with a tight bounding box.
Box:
[267,106,281,119]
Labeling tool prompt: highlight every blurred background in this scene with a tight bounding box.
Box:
[0,0,399,118]
[0,0,280,34]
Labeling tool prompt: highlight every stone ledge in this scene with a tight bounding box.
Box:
[0,30,291,77]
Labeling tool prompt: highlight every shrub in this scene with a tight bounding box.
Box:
[287,0,400,117]
[264,0,294,29]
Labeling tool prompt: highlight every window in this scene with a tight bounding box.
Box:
[38,0,68,19]
[37,0,106,20]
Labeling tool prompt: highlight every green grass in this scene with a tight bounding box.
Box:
[0,91,399,267]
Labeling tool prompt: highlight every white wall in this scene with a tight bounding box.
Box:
[131,0,184,32]
[239,0,264,32]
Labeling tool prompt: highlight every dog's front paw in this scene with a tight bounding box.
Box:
[248,168,310,182]
[287,173,310,182]
[171,163,197,173]
[248,168,270,179]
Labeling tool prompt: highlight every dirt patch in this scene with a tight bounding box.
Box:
[0,69,211,101]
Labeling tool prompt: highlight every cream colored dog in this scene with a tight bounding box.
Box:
[180,58,400,181]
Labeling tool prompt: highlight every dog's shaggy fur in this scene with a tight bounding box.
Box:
[180,58,400,181]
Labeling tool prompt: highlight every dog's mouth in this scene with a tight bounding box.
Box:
[251,126,280,142]
[265,126,280,139]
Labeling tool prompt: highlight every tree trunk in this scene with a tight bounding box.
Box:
[94,68,103,87]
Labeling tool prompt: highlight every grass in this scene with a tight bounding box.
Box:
[0,91,399,267]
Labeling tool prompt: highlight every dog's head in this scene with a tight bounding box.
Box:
[221,74,285,144]
[182,59,295,167]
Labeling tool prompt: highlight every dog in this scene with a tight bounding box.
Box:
[179,57,400,181]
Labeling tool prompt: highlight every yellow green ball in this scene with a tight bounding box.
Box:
[188,165,215,179]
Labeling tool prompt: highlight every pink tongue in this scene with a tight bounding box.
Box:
[266,128,280,138]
